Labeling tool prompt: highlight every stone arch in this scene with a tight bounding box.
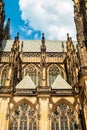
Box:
[52,98,72,112]
[11,98,36,111]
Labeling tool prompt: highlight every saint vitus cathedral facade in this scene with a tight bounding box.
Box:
[0,0,87,130]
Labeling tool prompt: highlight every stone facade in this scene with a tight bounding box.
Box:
[0,0,87,130]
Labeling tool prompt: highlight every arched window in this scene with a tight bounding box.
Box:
[10,103,38,130]
[51,103,77,130]
[25,65,36,85]
[24,65,40,86]
[49,65,59,86]
[1,66,9,86]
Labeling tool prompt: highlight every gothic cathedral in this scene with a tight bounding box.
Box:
[0,0,87,130]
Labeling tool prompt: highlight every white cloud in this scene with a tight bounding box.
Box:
[19,0,76,40]
[19,26,32,36]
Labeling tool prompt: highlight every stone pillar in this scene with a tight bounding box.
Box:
[40,33,47,88]
[0,98,10,130]
[39,95,50,130]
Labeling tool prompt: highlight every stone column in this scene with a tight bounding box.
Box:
[39,95,50,130]
[0,98,10,130]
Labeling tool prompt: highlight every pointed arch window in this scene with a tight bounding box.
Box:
[1,66,9,86]
[25,65,37,85]
[51,103,77,130]
[24,65,40,86]
[10,103,38,130]
[49,65,59,86]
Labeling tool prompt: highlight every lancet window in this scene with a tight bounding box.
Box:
[1,65,9,86]
[51,103,77,130]
[25,65,37,85]
[23,65,40,86]
[49,65,59,86]
[10,103,38,130]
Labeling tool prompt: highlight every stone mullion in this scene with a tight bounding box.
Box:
[23,122,24,130]
[37,116,39,130]
[54,122,56,130]
[18,118,20,130]
[32,122,33,130]
[27,118,29,130]
[49,118,51,130]
[28,118,30,130]
[68,117,70,130]
[59,117,61,130]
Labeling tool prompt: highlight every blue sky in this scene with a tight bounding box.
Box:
[4,0,41,39]
[4,0,76,40]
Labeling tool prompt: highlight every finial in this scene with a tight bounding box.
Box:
[21,41,23,52]
[67,33,69,41]
[41,33,45,44]
[21,41,23,47]
[8,18,10,22]
[17,32,19,40]
[69,37,72,43]
[15,36,17,41]
[41,33,46,52]
[62,42,64,52]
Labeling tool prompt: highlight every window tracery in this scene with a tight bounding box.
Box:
[23,65,40,86]
[51,103,77,130]
[10,103,38,130]
[25,66,36,84]
[49,65,59,86]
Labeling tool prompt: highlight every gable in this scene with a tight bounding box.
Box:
[52,75,72,89]
[16,75,36,89]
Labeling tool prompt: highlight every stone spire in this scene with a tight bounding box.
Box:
[40,33,47,88]
[41,33,46,52]
[4,18,10,39]
[66,34,79,86]
[7,33,22,87]
[62,42,64,52]
[0,0,5,49]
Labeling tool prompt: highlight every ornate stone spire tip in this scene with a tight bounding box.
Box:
[41,33,45,44]
[67,33,69,40]
[15,32,19,40]
[8,18,10,21]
